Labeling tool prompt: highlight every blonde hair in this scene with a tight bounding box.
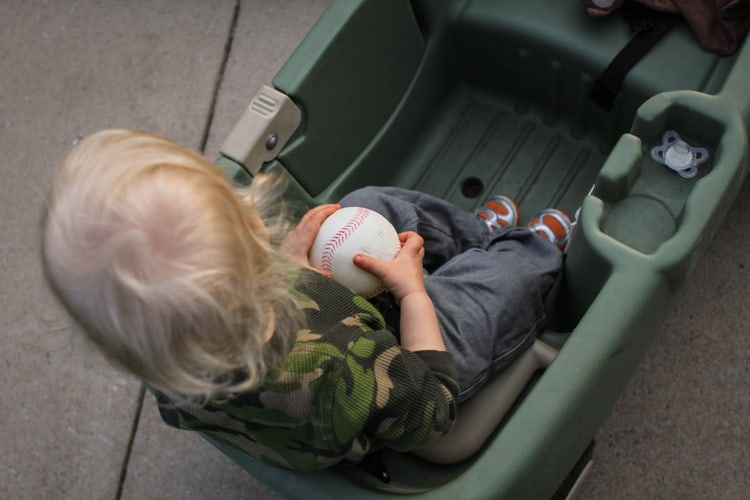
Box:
[42,129,302,403]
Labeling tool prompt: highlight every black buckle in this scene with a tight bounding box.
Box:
[622,1,656,32]
[361,451,391,483]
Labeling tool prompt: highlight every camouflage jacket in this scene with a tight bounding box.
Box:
[154,268,458,471]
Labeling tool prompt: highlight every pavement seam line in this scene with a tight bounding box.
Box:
[115,384,146,500]
[200,0,241,154]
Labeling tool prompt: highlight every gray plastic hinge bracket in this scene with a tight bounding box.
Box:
[220,85,301,176]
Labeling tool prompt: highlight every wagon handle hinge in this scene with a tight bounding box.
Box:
[220,85,302,176]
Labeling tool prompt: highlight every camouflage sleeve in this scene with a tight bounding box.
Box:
[412,350,459,399]
[330,330,458,455]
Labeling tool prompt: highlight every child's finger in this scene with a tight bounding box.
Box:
[398,231,424,254]
[295,204,340,240]
[299,204,339,228]
[279,204,341,264]
[352,253,384,277]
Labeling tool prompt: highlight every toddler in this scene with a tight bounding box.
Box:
[42,129,565,472]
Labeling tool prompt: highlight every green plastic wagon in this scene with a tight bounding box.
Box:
[206,0,750,497]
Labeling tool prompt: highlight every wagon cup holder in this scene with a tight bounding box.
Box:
[570,91,747,296]
[596,128,715,256]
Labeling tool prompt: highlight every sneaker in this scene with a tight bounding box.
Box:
[475,195,520,231]
[527,208,573,251]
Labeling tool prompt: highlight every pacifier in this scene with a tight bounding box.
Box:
[650,130,709,179]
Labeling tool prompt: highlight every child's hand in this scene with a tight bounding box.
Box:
[279,204,340,272]
[353,231,427,304]
[355,231,445,353]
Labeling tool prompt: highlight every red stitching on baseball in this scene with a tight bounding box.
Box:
[320,207,370,273]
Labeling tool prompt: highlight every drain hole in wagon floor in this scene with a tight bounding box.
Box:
[461,177,484,199]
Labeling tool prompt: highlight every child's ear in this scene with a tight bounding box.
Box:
[247,211,270,243]
[261,311,276,343]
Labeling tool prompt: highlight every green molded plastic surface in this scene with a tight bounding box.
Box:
[273,0,425,196]
[213,0,750,497]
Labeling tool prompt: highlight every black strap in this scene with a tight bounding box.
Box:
[590,3,680,111]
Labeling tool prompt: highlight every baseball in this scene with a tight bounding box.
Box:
[309,206,401,298]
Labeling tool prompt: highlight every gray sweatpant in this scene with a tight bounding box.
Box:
[340,187,562,402]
